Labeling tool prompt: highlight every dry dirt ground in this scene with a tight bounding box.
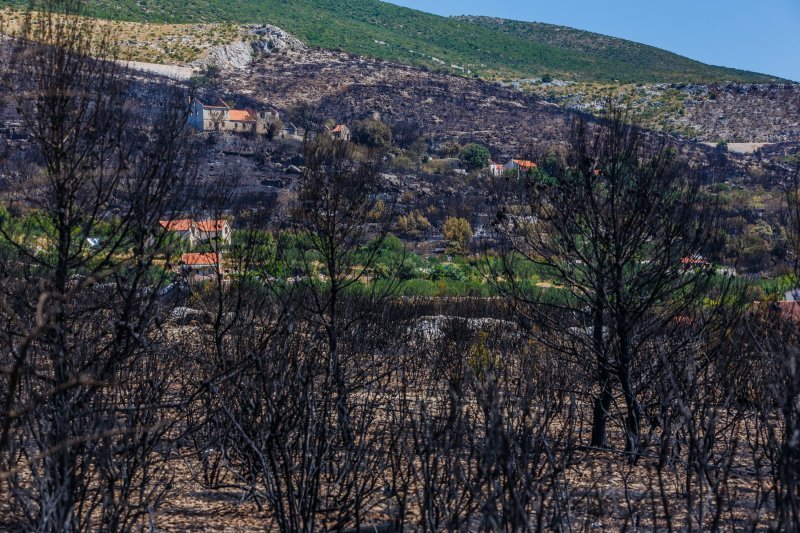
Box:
[151,445,775,531]
[702,142,772,154]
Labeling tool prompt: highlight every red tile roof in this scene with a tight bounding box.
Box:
[160,219,193,232]
[778,301,800,323]
[681,257,708,265]
[181,252,220,266]
[332,125,347,133]
[512,159,537,169]
[672,315,696,326]
[228,109,255,122]
[195,220,228,232]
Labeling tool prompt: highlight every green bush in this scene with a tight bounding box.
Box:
[352,118,393,148]
[439,140,462,158]
[429,263,467,282]
[442,217,474,254]
[459,143,491,170]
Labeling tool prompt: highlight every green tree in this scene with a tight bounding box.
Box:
[396,210,431,237]
[352,117,393,148]
[459,143,491,170]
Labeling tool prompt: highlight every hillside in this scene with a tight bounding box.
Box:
[455,16,789,84]
[18,0,784,83]
[518,81,800,143]
[196,46,796,185]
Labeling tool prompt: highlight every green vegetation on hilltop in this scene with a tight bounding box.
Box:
[13,0,783,83]
[457,15,781,84]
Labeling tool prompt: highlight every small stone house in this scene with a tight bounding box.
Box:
[180,252,223,283]
[503,159,538,177]
[330,124,351,141]
[680,256,711,268]
[195,219,232,245]
[488,163,505,177]
[189,98,281,134]
[160,219,197,245]
[159,218,232,246]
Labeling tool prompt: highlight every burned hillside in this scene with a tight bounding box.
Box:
[207,47,796,188]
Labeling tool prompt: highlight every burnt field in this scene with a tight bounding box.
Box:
[2,6,800,532]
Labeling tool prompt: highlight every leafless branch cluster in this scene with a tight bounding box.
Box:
[1,2,799,531]
[0,2,193,530]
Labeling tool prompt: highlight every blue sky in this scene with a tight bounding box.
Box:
[388,0,800,81]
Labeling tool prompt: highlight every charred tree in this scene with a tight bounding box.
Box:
[496,111,720,458]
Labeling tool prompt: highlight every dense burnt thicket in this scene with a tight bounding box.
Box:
[2,3,800,532]
[0,2,195,530]
[494,112,730,458]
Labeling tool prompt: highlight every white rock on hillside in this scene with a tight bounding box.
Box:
[198,24,306,70]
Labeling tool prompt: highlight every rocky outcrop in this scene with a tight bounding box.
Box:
[248,24,306,54]
[118,60,200,81]
[198,24,306,70]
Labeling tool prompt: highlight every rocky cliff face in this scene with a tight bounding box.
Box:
[196,24,307,70]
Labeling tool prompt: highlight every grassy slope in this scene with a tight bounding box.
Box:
[456,16,783,84]
[19,0,783,83]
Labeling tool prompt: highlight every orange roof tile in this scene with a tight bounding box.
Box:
[779,301,800,323]
[181,252,220,266]
[195,220,228,232]
[332,125,347,133]
[512,159,537,169]
[160,219,193,232]
[228,109,255,122]
[681,257,708,265]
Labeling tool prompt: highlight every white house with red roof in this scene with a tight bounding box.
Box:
[180,252,223,282]
[330,124,352,141]
[503,159,538,177]
[488,163,505,177]
[194,219,232,245]
[680,256,711,268]
[189,98,280,134]
[159,219,198,245]
[159,218,232,246]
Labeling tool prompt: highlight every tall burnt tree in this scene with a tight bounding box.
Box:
[188,134,405,530]
[497,112,719,457]
[292,134,399,442]
[288,134,402,529]
[0,1,193,529]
